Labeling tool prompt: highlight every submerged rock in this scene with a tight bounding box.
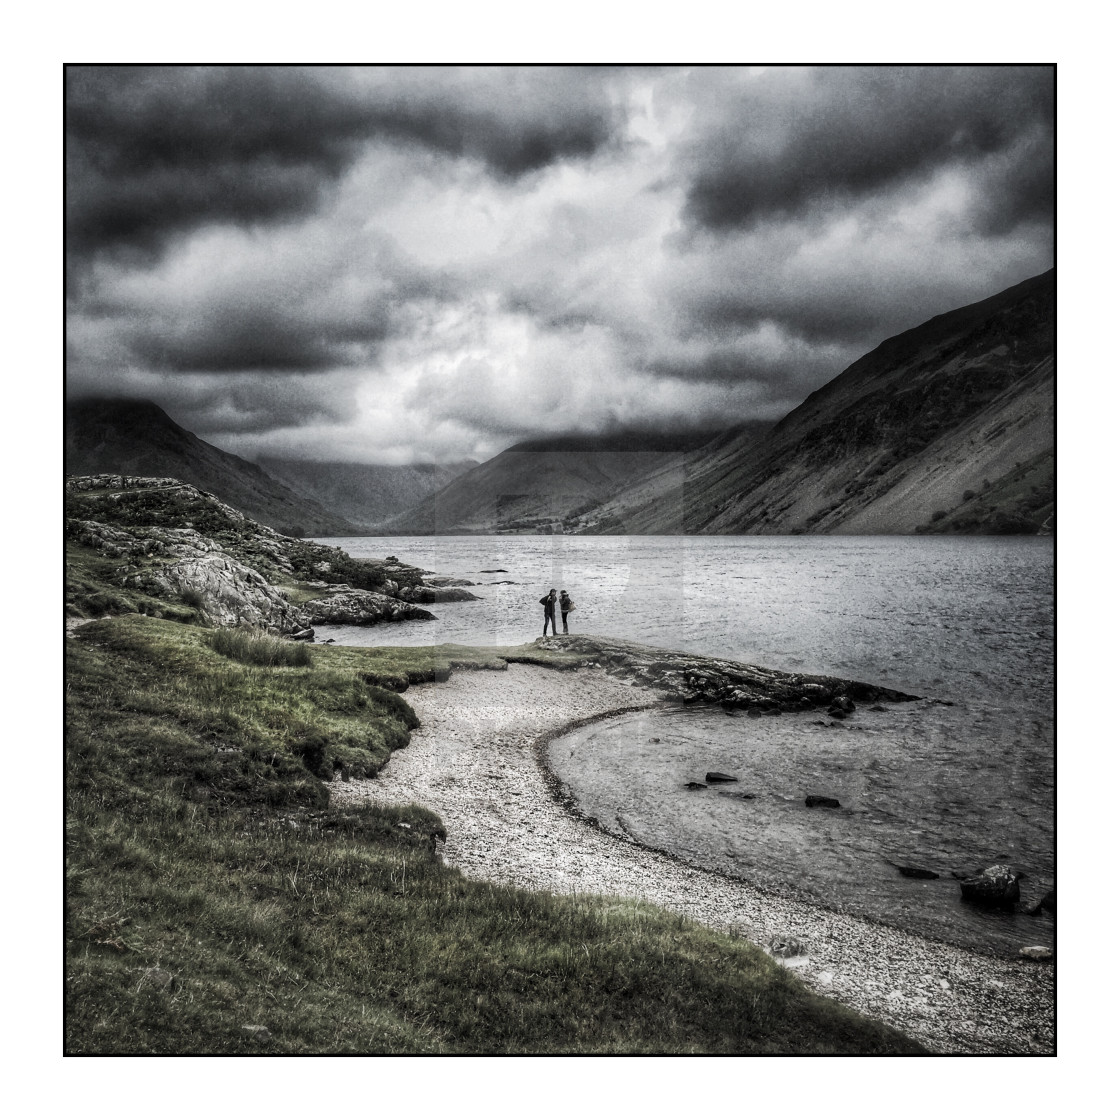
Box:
[805,795,841,809]
[959,865,1021,909]
[1029,888,1056,916]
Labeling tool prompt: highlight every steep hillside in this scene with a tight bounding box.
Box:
[257,457,477,531]
[388,427,763,535]
[589,270,1055,535]
[65,398,358,537]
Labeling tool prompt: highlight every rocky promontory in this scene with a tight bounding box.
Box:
[302,590,437,626]
[533,633,919,711]
[65,475,471,634]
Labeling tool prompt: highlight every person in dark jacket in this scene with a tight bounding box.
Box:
[559,590,573,633]
[540,588,558,636]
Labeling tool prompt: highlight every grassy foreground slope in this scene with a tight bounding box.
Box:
[66,615,923,1056]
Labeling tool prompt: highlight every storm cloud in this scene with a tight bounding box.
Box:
[65,66,1055,465]
[67,66,622,263]
[682,66,1053,233]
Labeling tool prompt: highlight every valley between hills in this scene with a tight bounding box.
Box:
[67,270,1054,541]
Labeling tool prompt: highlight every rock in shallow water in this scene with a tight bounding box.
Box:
[959,864,1021,909]
[1029,888,1056,916]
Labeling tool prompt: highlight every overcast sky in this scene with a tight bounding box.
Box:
[66,65,1054,465]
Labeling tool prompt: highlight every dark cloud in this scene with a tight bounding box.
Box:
[64,66,1055,464]
[67,66,621,263]
[124,301,393,374]
[66,367,360,436]
[642,341,853,404]
[684,67,1054,233]
[179,376,360,435]
[687,291,884,348]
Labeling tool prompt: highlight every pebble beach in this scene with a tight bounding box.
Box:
[332,662,1055,1055]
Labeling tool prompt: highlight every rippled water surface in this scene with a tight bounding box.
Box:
[316,535,1055,954]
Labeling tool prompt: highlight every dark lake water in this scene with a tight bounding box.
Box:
[315,534,1055,956]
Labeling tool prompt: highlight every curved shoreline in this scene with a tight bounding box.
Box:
[531,705,1019,964]
[333,662,1055,1055]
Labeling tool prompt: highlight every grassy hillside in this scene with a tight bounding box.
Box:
[66,608,922,1054]
[583,270,1054,536]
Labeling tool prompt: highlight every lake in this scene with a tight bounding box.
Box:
[314,534,1055,955]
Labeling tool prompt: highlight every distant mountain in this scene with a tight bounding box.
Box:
[65,398,359,538]
[256,457,477,531]
[585,269,1055,535]
[386,427,757,534]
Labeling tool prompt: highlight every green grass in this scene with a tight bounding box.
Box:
[66,617,924,1055]
[209,627,314,668]
[66,543,189,622]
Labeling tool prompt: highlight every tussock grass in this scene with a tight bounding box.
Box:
[209,627,313,668]
[66,614,924,1055]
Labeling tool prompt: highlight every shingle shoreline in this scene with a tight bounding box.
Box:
[333,662,1055,1055]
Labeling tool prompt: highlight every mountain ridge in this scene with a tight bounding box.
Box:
[385,422,773,535]
[256,456,478,532]
[580,269,1055,536]
[65,397,360,538]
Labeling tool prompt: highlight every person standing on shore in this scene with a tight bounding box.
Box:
[559,590,574,634]
[540,588,558,636]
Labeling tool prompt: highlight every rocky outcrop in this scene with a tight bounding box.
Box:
[396,585,481,604]
[68,518,225,561]
[66,475,447,634]
[959,865,1021,909]
[127,554,303,631]
[300,591,436,626]
[66,477,428,590]
[534,634,920,710]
